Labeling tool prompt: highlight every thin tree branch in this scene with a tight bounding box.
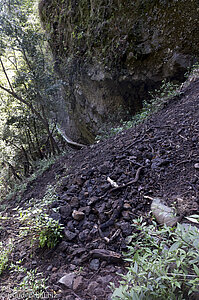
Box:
[0,56,14,93]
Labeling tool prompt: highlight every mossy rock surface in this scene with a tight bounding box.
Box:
[39,0,199,142]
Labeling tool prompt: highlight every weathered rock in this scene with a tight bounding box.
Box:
[50,212,62,222]
[39,0,198,142]
[64,229,77,241]
[47,265,53,271]
[87,281,99,294]
[58,273,75,289]
[72,210,85,221]
[60,204,72,218]
[73,276,84,291]
[194,163,199,169]
[89,259,100,271]
[78,229,90,242]
[119,222,132,236]
[58,241,69,252]
[70,197,79,208]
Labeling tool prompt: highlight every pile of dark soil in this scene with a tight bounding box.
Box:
[1,78,199,300]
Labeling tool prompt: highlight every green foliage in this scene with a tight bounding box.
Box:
[0,241,13,275]
[17,205,64,248]
[111,218,199,299]
[11,263,47,298]
[4,152,60,203]
[96,80,181,141]
[185,62,199,79]
[0,0,62,194]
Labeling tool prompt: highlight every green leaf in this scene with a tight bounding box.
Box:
[184,216,199,224]
[193,264,199,276]
[169,241,181,252]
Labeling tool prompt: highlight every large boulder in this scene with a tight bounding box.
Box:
[39,0,199,142]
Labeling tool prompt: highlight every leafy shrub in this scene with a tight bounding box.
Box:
[17,206,64,248]
[185,62,199,79]
[111,218,199,299]
[10,263,47,298]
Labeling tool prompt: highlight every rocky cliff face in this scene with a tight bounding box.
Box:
[39,0,199,143]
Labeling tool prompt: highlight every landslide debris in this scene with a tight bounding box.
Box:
[1,78,199,299]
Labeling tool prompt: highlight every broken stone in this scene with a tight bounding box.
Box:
[151,158,170,169]
[73,276,84,291]
[69,264,76,271]
[47,265,53,271]
[88,196,98,205]
[122,210,131,221]
[87,281,99,294]
[60,204,72,218]
[194,163,199,169]
[52,267,58,272]
[123,203,131,209]
[58,241,69,252]
[72,210,85,221]
[58,273,75,289]
[79,206,91,215]
[70,197,79,208]
[67,220,76,232]
[99,164,109,174]
[119,222,132,236]
[89,258,100,271]
[78,229,90,242]
[50,212,61,222]
[64,229,77,241]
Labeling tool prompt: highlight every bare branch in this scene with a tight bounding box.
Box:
[0,56,14,93]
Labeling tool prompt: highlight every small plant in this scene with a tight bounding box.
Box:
[17,206,64,248]
[38,214,64,248]
[111,218,199,299]
[185,62,199,79]
[0,240,13,275]
[41,184,59,207]
[11,263,48,298]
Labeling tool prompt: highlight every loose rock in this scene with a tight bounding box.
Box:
[89,258,100,271]
[73,276,84,291]
[194,163,199,169]
[72,210,85,221]
[58,273,75,289]
[64,229,77,241]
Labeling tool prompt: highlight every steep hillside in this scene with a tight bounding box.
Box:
[38,0,199,142]
[1,70,199,299]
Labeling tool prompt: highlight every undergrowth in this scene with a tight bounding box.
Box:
[17,206,64,249]
[14,184,64,249]
[5,151,67,203]
[111,217,199,300]
[7,262,49,299]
